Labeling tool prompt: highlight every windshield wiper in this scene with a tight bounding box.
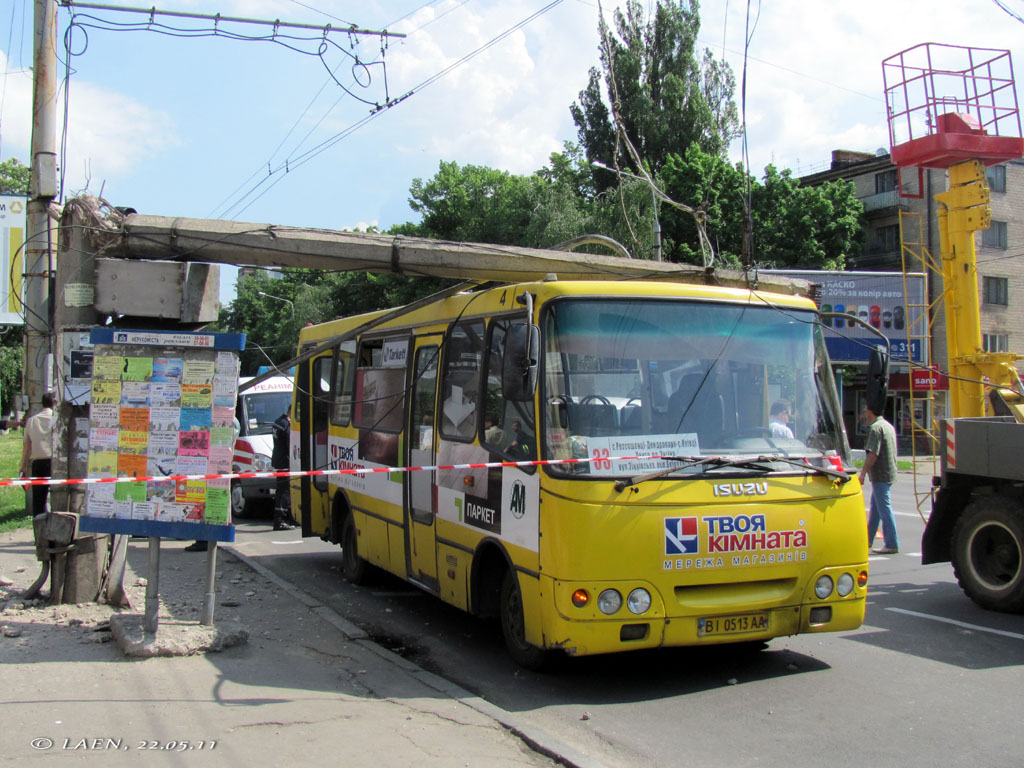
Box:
[614,456,769,493]
[613,454,849,492]
[748,454,851,484]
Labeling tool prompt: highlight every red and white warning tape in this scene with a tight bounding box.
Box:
[0,454,665,489]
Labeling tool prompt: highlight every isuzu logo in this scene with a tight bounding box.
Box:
[712,482,769,497]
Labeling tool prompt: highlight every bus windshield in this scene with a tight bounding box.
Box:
[542,298,850,474]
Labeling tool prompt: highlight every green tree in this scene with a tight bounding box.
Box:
[404,161,546,245]
[221,268,454,375]
[659,145,863,269]
[0,328,23,415]
[0,158,30,195]
[570,0,739,174]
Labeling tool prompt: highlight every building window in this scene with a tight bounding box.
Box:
[983,276,1008,306]
[875,169,898,194]
[982,221,1008,249]
[874,224,899,252]
[983,333,1009,353]
[987,164,1006,193]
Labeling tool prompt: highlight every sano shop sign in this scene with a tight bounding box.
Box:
[890,368,949,391]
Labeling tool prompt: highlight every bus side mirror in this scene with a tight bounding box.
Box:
[502,323,540,401]
[867,345,889,414]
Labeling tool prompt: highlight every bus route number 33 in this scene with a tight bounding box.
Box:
[591,448,612,471]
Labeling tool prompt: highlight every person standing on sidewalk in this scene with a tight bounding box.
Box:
[271,411,295,531]
[20,392,54,516]
[858,405,899,554]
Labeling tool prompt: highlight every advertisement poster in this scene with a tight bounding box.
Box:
[765,270,927,363]
[0,195,26,325]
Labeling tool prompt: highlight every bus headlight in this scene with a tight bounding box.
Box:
[626,588,652,615]
[836,572,855,597]
[814,575,834,599]
[598,589,622,615]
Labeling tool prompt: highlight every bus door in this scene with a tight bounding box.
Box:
[405,337,441,591]
[299,352,333,534]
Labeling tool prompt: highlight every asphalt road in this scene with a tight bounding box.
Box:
[225,475,1024,768]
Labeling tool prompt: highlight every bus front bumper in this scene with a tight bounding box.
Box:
[539,596,866,658]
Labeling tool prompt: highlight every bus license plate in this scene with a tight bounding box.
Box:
[699,613,769,636]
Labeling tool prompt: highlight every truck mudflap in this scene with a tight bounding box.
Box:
[923,486,957,564]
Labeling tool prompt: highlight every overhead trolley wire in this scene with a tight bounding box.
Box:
[218,0,566,220]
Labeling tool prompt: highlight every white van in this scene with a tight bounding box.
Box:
[232,375,294,517]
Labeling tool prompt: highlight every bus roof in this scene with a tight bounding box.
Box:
[298,278,818,346]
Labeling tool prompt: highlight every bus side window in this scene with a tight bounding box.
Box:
[331,347,354,426]
[353,338,407,433]
[483,319,536,463]
[440,321,484,441]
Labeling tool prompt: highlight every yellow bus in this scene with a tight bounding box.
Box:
[290,279,869,667]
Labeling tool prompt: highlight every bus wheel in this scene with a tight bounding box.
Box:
[952,497,1024,613]
[500,570,553,671]
[230,481,250,519]
[341,514,370,586]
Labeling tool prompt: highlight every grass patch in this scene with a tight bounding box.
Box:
[851,458,917,471]
[0,430,30,532]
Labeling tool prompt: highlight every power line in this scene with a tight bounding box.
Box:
[218,0,567,221]
[211,2,457,220]
[991,0,1024,23]
[59,1,404,39]
[285,0,356,28]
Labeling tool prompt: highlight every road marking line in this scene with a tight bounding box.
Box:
[272,539,304,545]
[886,607,1024,640]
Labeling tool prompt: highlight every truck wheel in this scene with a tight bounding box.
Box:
[500,570,554,671]
[340,514,370,586]
[230,481,250,519]
[951,496,1024,613]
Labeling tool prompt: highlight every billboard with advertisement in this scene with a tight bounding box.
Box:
[0,195,26,326]
[764,270,927,364]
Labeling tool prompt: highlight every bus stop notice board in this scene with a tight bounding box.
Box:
[78,328,245,542]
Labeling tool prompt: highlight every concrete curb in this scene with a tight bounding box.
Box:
[220,543,608,768]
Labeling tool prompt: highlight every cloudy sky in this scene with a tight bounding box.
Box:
[1,0,1021,301]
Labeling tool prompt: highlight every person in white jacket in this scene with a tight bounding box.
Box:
[20,392,54,515]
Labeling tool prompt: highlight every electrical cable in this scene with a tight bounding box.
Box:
[213,0,452,221]
[286,0,356,28]
[217,0,566,220]
[991,0,1024,24]
[0,0,20,158]
[65,11,391,109]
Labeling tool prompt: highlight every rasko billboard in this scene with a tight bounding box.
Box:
[764,270,927,364]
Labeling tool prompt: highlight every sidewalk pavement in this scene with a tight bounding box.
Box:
[0,525,585,768]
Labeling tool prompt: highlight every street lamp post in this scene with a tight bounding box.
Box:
[592,161,662,262]
[256,290,294,315]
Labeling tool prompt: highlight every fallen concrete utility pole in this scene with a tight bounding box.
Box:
[105,214,807,295]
